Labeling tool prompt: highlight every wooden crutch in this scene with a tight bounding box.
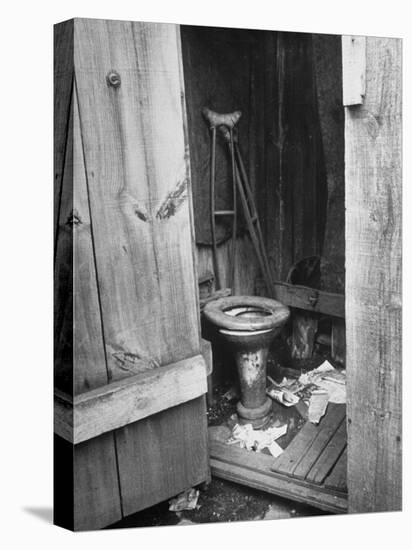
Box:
[219,125,276,298]
[202,107,242,291]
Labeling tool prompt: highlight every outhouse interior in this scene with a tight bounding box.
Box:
[54,19,401,531]
[179,25,347,510]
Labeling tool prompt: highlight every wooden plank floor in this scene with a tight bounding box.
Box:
[209,403,347,514]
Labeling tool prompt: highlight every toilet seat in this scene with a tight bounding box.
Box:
[203,295,290,332]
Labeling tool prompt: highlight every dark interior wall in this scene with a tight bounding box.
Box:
[181,26,265,294]
[181,26,264,246]
[181,27,344,295]
[312,34,345,293]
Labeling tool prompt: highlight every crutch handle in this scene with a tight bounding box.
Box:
[202,107,242,129]
[218,125,238,143]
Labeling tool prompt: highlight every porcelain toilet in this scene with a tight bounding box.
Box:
[204,296,290,429]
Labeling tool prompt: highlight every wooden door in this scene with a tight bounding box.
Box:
[54,18,209,531]
[343,36,402,512]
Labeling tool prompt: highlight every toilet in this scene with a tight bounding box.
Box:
[204,296,290,429]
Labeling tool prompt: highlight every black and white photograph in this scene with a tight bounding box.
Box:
[53,18,401,531]
[1,1,407,547]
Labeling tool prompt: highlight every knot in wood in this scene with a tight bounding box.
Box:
[106,71,121,88]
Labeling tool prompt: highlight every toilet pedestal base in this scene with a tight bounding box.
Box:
[236,397,273,429]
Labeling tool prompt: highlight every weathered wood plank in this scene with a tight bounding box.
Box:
[73,432,122,530]
[55,355,207,444]
[74,19,201,381]
[72,19,209,528]
[72,86,109,394]
[54,88,74,394]
[54,19,123,531]
[307,420,347,484]
[312,34,345,295]
[263,32,288,281]
[345,36,402,513]
[181,26,257,246]
[271,420,319,475]
[293,406,346,479]
[117,396,210,517]
[342,36,366,106]
[54,20,73,251]
[273,281,344,317]
[272,403,345,476]
[209,438,347,514]
[324,447,347,492]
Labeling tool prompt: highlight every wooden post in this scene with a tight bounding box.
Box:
[344,36,402,512]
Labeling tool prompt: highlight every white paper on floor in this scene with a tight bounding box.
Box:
[227,422,287,455]
[298,360,346,405]
[267,387,299,407]
[169,488,200,512]
[308,390,330,423]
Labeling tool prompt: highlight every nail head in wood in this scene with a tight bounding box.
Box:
[106,71,121,88]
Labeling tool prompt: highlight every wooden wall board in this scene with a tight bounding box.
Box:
[181,27,264,296]
[197,235,258,296]
[273,281,344,317]
[54,20,73,250]
[55,19,210,530]
[263,32,328,283]
[342,36,366,106]
[72,87,109,394]
[74,19,201,381]
[54,21,124,531]
[116,397,210,517]
[345,36,402,513]
[312,34,345,294]
[55,355,207,444]
[54,93,74,394]
[282,33,328,268]
[181,26,261,246]
[262,32,287,281]
[72,19,209,527]
[73,431,123,530]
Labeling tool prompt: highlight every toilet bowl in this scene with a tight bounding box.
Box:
[204,296,290,429]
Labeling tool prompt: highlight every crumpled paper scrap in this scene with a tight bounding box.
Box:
[308,390,329,423]
[299,360,346,405]
[227,422,287,456]
[169,488,199,512]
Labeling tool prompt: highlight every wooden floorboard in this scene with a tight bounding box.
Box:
[270,421,319,475]
[271,403,345,477]
[292,406,346,480]
[307,420,347,484]
[324,447,347,492]
[209,429,347,514]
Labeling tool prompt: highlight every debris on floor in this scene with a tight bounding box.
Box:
[107,477,327,529]
[298,360,346,422]
[222,386,239,401]
[266,360,346,424]
[227,421,287,456]
[261,503,297,521]
[308,390,330,424]
[266,375,299,407]
[169,488,200,512]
